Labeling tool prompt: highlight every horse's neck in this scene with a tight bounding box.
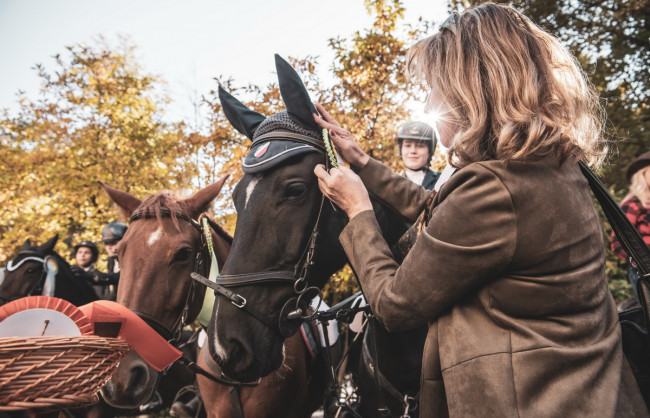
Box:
[310,205,349,288]
[366,319,427,392]
[53,254,99,304]
[209,228,231,270]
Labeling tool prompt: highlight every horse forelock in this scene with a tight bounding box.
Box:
[134,193,190,232]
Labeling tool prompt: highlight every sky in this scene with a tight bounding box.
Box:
[0,0,448,125]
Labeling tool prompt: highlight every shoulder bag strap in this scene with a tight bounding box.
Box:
[579,161,650,324]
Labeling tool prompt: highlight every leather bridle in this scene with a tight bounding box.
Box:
[127,207,261,390]
[0,251,57,302]
[193,130,332,340]
[128,207,210,345]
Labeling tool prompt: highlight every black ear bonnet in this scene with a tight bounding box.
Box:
[220,54,324,174]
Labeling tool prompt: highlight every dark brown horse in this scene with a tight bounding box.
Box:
[207,55,423,417]
[0,235,97,307]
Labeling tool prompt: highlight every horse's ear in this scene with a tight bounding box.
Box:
[183,174,230,218]
[275,54,320,132]
[219,86,266,140]
[98,181,142,219]
[39,235,58,252]
[22,239,32,250]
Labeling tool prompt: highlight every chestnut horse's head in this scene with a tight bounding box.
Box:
[207,55,349,382]
[99,178,231,408]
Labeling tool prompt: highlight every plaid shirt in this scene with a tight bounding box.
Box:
[610,196,650,261]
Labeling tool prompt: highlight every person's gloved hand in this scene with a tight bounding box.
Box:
[70,265,95,282]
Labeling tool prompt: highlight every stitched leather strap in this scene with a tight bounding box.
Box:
[215,271,296,286]
[579,161,650,327]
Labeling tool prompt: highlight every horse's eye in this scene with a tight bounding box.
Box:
[26,267,35,274]
[173,249,192,263]
[285,183,307,200]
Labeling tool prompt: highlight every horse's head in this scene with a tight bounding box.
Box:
[99,178,230,408]
[208,55,348,382]
[0,235,78,306]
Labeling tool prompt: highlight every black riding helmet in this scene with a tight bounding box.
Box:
[102,221,128,244]
[397,121,438,163]
[73,241,99,264]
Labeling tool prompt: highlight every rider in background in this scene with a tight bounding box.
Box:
[71,240,102,297]
[397,121,440,190]
[98,221,127,300]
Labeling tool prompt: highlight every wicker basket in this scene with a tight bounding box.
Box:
[0,335,131,411]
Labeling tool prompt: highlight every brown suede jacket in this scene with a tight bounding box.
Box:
[340,156,648,417]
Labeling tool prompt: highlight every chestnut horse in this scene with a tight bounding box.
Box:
[100,179,329,417]
[97,179,231,410]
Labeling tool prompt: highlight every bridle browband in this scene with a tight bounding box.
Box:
[0,251,56,302]
[193,130,331,339]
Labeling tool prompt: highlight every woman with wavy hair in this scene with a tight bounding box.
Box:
[313,3,647,416]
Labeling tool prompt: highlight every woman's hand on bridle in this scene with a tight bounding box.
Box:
[313,102,370,170]
[314,164,373,220]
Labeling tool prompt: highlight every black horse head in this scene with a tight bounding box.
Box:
[0,235,98,306]
[207,55,350,382]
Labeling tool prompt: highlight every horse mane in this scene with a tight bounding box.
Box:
[134,193,192,232]
[135,192,233,244]
[204,217,233,246]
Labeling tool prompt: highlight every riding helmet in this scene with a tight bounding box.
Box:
[102,221,128,244]
[397,121,437,164]
[73,241,99,263]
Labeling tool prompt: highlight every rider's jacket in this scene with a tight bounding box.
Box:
[340,155,648,417]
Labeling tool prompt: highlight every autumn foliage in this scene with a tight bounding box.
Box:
[1,0,644,301]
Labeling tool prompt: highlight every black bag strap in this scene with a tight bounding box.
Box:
[579,161,650,323]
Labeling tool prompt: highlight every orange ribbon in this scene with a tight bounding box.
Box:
[79,300,182,371]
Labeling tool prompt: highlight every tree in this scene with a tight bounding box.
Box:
[324,0,435,172]
[199,1,436,302]
[0,38,192,265]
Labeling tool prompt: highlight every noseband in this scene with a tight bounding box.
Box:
[193,130,332,339]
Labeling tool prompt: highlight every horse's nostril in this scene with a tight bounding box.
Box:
[128,364,149,390]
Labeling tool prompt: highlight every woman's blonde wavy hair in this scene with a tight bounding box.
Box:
[407,2,607,168]
[626,168,650,208]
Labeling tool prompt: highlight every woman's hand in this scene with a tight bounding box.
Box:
[313,102,370,169]
[314,164,373,219]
